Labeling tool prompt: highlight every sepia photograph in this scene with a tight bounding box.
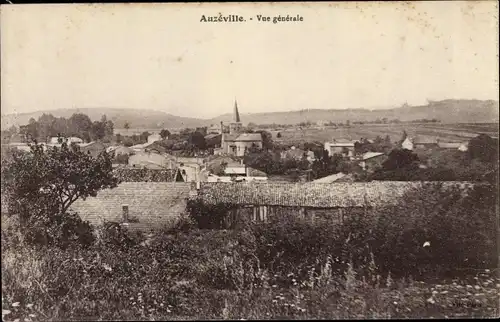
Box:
[1,1,499,320]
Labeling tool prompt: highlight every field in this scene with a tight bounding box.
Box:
[275,123,499,144]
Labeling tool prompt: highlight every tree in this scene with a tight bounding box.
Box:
[468,134,499,163]
[1,141,118,237]
[124,121,130,131]
[255,130,273,150]
[160,129,171,140]
[69,113,93,142]
[382,148,420,171]
[188,131,206,150]
[91,121,106,141]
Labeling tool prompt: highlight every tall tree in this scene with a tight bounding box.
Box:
[1,141,118,233]
[159,129,171,140]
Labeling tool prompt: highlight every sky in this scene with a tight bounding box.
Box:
[1,2,498,119]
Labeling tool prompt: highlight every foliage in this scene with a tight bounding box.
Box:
[467,134,499,163]
[159,129,171,139]
[1,141,117,245]
[311,150,350,179]
[18,113,114,143]
[186,199,237,229]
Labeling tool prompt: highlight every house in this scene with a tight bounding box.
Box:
[70,182,193,231]
[220,100,263,156]
[324,139,356,157]
[128,151,177,169]
[147,133,162,144]
[359,152,387,171]
[207,163,268,182]
[49,136,84,144]
[205,133,222,148]
[222,133,263,157]
[79,141,107,158]
[413,137,439,149]
[401,137,414,150]
[193,181,476,228]
[107,145,134,156]
[438,141,469,151]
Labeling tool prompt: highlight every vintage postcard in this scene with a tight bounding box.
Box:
[1,1,498,320]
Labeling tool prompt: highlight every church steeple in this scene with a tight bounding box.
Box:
[233,99,241,123]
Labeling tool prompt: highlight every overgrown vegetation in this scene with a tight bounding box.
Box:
[1,142,498,321]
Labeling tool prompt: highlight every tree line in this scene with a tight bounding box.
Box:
[17,113,114,143]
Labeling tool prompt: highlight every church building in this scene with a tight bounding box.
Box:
[221,100,263,157]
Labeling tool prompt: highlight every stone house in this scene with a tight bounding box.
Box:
[324,139,356,157]
[359,152,387,172]
[70,182,194,231]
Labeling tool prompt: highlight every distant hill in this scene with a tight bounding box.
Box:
[207,99,499,125]
[0,108,206,130]
[2,99,498,130]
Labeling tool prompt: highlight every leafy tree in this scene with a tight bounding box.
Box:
[160,129,171,140]
[1,141,117,240]
[124,121,130,131]
[69,113,93,142]
[468,134,499,163]
[382,148,420,171]
[255,130,273,150]
[92,121,106,141]
[188,131,206,150]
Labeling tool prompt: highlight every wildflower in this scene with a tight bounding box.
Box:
[485,269,490,273]
[28,314,36,318]
[300,308,306,312]
[167,309,171,313]
[474,285,480,290]
[130,297,134,300]
[26,304,33,309]
[440,291,448,294]
[272,300,277,304]
[132,302,136,305]
[103,263,112,272]
[393,301,398,305]
[423,241,430,247]
[426,297,435,304]
[272,285,277,288]
[12,302,20,307]
[160,303,164,307]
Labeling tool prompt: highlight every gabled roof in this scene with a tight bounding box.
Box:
[312,172,347,183]
[362,152,385,160]
[236,133,262,142]
[70,182,193,228]
[196,181,476,208]
[437,142,464,149]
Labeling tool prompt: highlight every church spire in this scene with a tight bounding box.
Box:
[233,99,241,123]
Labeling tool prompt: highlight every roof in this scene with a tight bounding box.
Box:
[205,133,221,140]
[70,182,193,229]
[195,181,476,208]
[362,152,385,160]
[312,172,347,183]
[113,167,179,182]
[225,165,247,175]
[437,142,463,149]
[235,133,262,142]
[247,167,267,177]
[222,133,240,141]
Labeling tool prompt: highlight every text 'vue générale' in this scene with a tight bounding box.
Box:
[200,14,304,24]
